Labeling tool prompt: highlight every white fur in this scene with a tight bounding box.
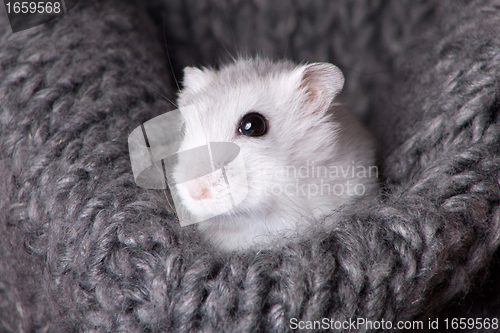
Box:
[173,57,377,251]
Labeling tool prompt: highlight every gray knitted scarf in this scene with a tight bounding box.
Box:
[1,0,499,331]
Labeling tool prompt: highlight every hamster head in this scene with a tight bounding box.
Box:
[173,58,346,235]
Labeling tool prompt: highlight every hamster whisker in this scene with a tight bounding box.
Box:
[135,76,178,108]
[162,15,181,92]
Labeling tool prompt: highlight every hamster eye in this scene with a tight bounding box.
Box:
[238,112,267,137]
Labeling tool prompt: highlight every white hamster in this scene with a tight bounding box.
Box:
[173,57,377,251]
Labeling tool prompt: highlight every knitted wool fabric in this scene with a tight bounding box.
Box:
[1,0,500,332]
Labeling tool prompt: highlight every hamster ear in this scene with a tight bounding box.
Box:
[182,67,213,93]
[298,63,344,113]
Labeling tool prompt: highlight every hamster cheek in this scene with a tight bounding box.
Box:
[223,164,249,207]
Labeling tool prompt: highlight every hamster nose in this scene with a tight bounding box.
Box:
[188,180,210,200]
